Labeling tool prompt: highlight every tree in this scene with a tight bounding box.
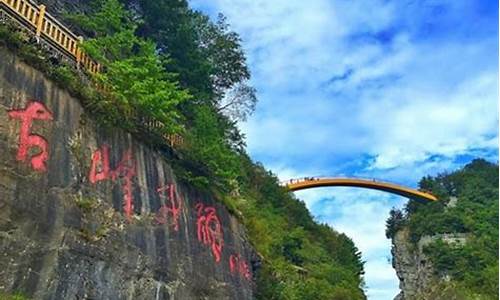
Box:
[121,2,257,119]
[68,0,190,134]
[191,12,256,120]
[124,0,215,102]
[217,81,257,121]
[193,13,250,96]
[393,159,499,299]
[385,208,405,239]
[180,105,241,191]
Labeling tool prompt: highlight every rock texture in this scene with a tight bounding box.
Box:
[392,228,435,300]
[392,228,469,300]
[0,46,257,299]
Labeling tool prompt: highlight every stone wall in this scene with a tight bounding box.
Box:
[0,46,257,299]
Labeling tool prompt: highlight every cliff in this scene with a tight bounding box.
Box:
[0,46,257,299]
[388,160,499,300]
[391,228,469,299]
[391,228,434,299]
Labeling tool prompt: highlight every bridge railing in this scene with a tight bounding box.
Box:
[281,176,385,186]
[1,0,100,73]
[281,176,431,192]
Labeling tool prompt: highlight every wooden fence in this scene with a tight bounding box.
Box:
[0,0,100,73]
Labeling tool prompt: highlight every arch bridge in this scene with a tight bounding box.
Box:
[282,177,438,202]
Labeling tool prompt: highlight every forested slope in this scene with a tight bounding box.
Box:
[0,0,366,298]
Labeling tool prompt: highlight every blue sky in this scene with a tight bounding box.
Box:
[190,0,498,299]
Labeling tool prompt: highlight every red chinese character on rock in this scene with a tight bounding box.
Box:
[229,254,252,280]
[8,101,53,172]
[196,203,223,263]
[89,144,110,183]
[89,146,136,221]
[111,150,136,220]
[155,183,183,231]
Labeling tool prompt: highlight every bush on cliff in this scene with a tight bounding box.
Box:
[386,159,498,299]
[67,0,191,134]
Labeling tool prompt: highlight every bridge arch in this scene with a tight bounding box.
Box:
[282,177,437,202]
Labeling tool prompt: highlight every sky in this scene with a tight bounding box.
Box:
[190,1,498,299]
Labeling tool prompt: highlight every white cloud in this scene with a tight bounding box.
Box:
[302,187,406,298]
[190,0,498,299]
[362,71,498,170]
[307,188,404,255]
[364,257,402,299]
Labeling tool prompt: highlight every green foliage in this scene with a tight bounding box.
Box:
[68,0,190,134]
[0,23,45,69]
[123,0,214,100]
[421,280,494,300]
[2,1,366,297]
[236,161,366,299]
[74,195,97,212]
[0,22,65,76]
[388,159,499,299]
[122,0,256,119]
[385,207,405,239]
[0,23,103,117]
[192,13,250,96]
[179,105,241,190]
[0,291,30,300]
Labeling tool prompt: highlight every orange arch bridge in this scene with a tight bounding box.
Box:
[283,177,438,202]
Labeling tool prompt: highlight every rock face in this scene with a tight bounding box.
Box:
[392,227,469,300]
[0,46,257,299]
[391,228,436,300]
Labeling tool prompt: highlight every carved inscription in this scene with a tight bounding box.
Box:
[155,183,183,231]
[196,203,224,263]
[89,146,136,220]
[8,101,53,172]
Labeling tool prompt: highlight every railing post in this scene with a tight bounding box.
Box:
[75,36,83,69]
[35,4,45,38]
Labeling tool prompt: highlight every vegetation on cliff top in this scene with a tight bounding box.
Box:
[386,159,499,299]
[70,1,366,298]
[0,0,366,298]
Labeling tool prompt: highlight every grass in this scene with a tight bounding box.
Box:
[0,291,30,300]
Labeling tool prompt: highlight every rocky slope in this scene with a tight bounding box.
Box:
[0,45,257,299]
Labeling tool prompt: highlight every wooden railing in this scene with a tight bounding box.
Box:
[0,0,100,73]
[142,118,185,149]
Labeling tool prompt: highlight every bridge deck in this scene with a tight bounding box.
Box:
[284,178,438,202]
